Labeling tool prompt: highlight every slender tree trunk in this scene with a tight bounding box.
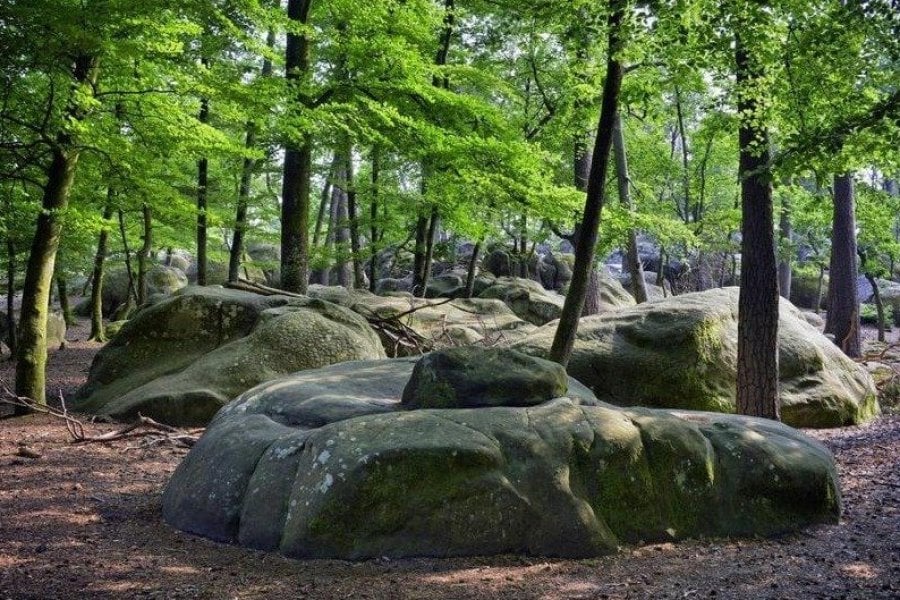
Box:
[5,234,16,359]
[196,91,210,287]
[863,271,886,342]
[368,148,381,293]
[465,241,482,299]
[88,195,114,342]
[332,151,353,288]
[312,156,335,249]
[827,174,861,357]
[137,204,152,305]
[56,277,74,326]
[229,124,256,284]
[15,54,99,407]
[735,32,780,420]
[550,0,625,366]
[778,195,793,299]
[280,0,314,294]
[613,112,648,303]
[417,205,440,298]
[412,211,429,294]
[346,156,366,289]
[229,30,274,284]
[674,85,692,223]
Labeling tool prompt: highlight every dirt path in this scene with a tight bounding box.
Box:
[0,318,898,599]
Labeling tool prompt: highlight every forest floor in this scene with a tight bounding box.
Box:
[0,317,898,599]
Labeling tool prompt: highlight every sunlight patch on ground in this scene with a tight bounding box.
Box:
[839,562,879,579]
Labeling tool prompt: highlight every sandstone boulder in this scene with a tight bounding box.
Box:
[75,286,384,425]
[516,287,878,428]
[162,356,841,560]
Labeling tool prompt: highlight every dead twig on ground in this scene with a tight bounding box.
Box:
[0,384,202,448]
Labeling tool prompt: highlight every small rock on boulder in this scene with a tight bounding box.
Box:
[401,347,569,409]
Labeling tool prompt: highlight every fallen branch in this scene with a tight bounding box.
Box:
[0,384,202,448]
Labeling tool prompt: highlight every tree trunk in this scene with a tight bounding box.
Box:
[15,54,99,407]
[137,204,152,305]
[280,0,314,294]
[88,195,114,342]
[332,151,353,288]
[229,30,274,284]
[347,164,366,289]
[612,112,648,303]
[827,174,861,357]
[312,156,335,250]
[465,241,482,299]
[368,147,381,293]
[674,85,692,223]
[411,211,429,294]
[735,33,780,420]
[814,265,825,315]
[549,0,625,366]
[863,271,885,342]
[5,233,16,359]
[196,83,210,287]
[417,205,440,298]
[778,195,793,299]
[56,276,74,326]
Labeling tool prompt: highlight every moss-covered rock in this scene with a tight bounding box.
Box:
[162,357,841,560]
[516,287,878,428]
[478,277,565,325]
[401,347,568,409]
[100,265,188,316]
[74,287,384,425]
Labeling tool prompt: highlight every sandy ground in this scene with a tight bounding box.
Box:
[0,315,898,600]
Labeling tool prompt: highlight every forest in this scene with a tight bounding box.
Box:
[0,0,899,599]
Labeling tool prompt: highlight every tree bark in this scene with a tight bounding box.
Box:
[735,33,780,420]
[312,156,335,250]
[229,30,274,284]
[5,233,16,358]
[196,89,210,287]
[368,147,380,293]
[56,276,74,327]
[613,112,648,303]
[347,161,366,289]
[137,204,152,305]
[549,0,625,366]
[411,210,429,294]
[280,0,314,294]
[827,174,861,357]
[15,54,99,407]
[113,210,137,321]
[465,241,482,299]
[88,193,114,342]
[417,205,440,298]
[778,195,793,299]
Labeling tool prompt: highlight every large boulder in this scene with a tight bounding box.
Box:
[75,287,385,425]
[5,310,67,350]
[162,356,841,560]
[101,265,188,316]
[790,268,827,310]
[478,277,565,325]
[516,287,878,428]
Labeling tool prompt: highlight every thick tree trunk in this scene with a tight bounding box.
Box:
[612,112,648,303]
[196,88,210,287]
[137,204,152,305]
[550,0,625,366]
[735,35,780,420]
[465,241,482,299]
[778,195,792,299]
[88,197,114,342]
[827,174,861,357]
[15,55,99,407]
[280,0,314,294]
